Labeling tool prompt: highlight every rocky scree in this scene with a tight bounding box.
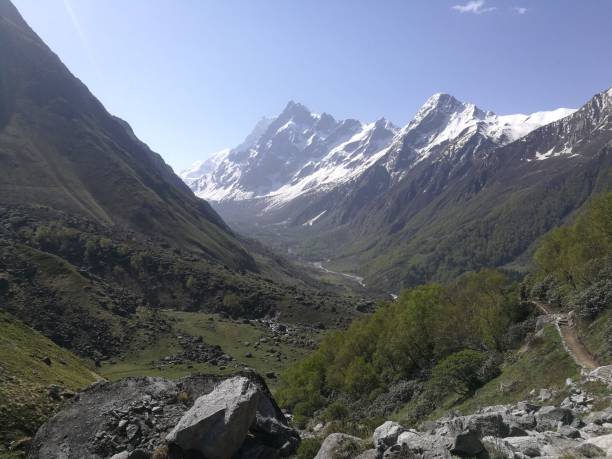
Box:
[28,372,300,459]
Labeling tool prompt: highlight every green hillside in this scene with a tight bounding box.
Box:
[0,310,99,455]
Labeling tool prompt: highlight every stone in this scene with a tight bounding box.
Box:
[314,433,366,459]
[535,406,574,430]
[584,409,612,426]
[279,437,300,456]
[538,388,553,402]
[109,452,129,459]
[504,436,543,457]
[354,450,379,459]
[575,441,607,458]
[250,388,300,454]
[396,431,448,457]
[373,421,406,451]
[450,430,483,456]
[558,425,581,439]
[166,377,261,459]
[584,433,612,456]
[587,365,612,386]
[481,436,517,459]
[581,422,610,438]
[47,384,62,400]
[234,437,281,459]
[41,356,52,366]
[126,423,140,441]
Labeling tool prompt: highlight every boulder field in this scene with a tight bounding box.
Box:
[28,372,299,459]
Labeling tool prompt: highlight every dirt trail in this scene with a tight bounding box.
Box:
[531,300,599,370]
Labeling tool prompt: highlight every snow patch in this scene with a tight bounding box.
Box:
[303,210,327,226]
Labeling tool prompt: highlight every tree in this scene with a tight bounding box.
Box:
[429,349,490,397]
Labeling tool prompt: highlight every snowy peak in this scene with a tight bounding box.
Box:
[414,93,478,122]
[182,94,578,205]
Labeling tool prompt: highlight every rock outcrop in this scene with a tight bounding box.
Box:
[29,372,299,459]
[316,386,612,458]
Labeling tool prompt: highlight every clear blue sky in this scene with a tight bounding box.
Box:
[12,0,612,172]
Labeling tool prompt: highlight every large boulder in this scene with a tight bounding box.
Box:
[29,372,296,459]
[373,421,405,451]
[535,406,574,431]
[584,433,612,456]
[165,377,261,459]
[315,433,367,459]
[396,430,450,458]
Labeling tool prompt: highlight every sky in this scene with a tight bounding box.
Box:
[11,0,612,172]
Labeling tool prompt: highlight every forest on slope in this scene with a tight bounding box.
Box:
[278,191,612,430]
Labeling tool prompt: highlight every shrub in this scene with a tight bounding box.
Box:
[322,401,349,422]
[295,438,322,459]
[429,349,491,397]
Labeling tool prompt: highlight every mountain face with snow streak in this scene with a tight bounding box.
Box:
[182,93,574,211]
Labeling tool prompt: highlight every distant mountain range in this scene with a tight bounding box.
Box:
[182,89,611,290]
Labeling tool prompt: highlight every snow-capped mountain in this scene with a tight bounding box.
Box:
[182,102,398,204]
[180,89,610,291]
[181,94,574,211]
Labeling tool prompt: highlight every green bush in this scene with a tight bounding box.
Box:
[429,349,492,397]
[295,437,322,459]
[322,401,349,422]
[278,269,520,417]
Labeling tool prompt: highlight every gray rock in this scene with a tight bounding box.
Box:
[585,409,612,426]
[373,421,406,451]
[586,365,612,386]
[535,406,574,431]
[558,425,581,439]
[504,436,543,457]
[382,444,407,458]
[516,401,541,413]
[166,376,261,459]
[109,453,129,459]
[234,437,281,459]
[30,372,291,459]
[449,430,483,456]
[314,433,366,459]
[126,423,140,441]
[538,388,554,402]
[396,430,450,458]
[575,441,607,457]
[251,388,300,454]
[584,433,612,456]
[355,449,380,459]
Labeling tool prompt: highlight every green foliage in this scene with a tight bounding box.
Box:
[277,269,521,417]
[0,310,98,447]
[429,350,491,397]
[295,438,323,459]
[533,192,612,285]
[322,401,349,422]
[529,192,612,317]
[222,293,244,317]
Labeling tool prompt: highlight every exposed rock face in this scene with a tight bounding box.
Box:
[314,433,367,459]
[165,377,261,459]
[373,421,405,452]
[29,373,299,459]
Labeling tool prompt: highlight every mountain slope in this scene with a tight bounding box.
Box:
[0,0,363,366]
[0,0,251,269]
[181,91,597,291]
[0,309,99,450]
[334,88,612,289]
